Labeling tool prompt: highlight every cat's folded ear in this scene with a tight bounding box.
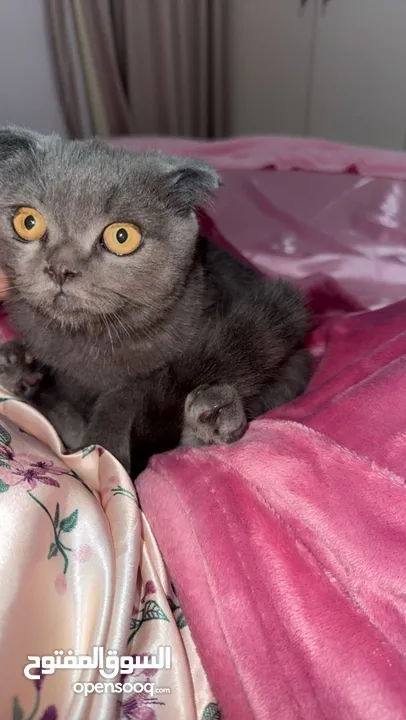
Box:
[0,126,47,162]
[161,156,220,215]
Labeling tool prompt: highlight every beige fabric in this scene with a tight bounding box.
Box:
[45,0,228,138]
[71,0,110,136]
[0,389,216,719]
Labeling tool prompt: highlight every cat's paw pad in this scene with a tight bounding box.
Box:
[0,340,44,399]
[183,383,247,446]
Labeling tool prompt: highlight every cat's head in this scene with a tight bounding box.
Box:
[0,126,219,330]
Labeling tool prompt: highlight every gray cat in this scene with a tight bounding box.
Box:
[0,126,310,477]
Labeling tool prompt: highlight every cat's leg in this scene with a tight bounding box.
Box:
[181,383,247,448]
[79,370,183,477]
[80,387,134,472]
[180,348,310,447]
[246,347,311,418]
[0,339,44,400]
[39,399,87,451]
[0,340,88,449]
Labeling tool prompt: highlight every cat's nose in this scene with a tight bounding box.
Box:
[45,263,78,287]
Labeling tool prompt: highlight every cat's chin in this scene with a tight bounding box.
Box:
[49,292,84,328]
[29,293,92,330]
[45,306,86,328]
[20,289,123,332]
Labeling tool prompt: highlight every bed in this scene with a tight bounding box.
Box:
[1,136,406,720]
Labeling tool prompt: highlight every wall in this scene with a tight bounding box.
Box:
[0,0,66,135]
[227,0,316,138]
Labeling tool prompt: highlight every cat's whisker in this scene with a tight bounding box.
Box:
[5,281,39,293]
[80,289,140,344]
[100,313,115,354]
[114,313,135,337]
[92,285,150,311]
[111,312,132,341]
[109,316,121,344]
[41,315,58,340]
[2,296,25,307]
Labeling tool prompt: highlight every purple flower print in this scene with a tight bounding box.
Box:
[34,668,46,693]
[118,653,165,720]
[0,424,74,494]
[39,706,58,720]
[13,457,72,489]
[30,460,72,476]
[10,465,60,490]
[120,692,164,720]
[141,581,156,604]
[0,425,79,584]
[32,670,58,719]
[0,452,71,491]
[12,670,59,720]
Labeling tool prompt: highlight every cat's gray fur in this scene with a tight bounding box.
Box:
[0,126,311,477]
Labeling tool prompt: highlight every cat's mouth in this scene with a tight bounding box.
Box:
[40,287,108,327]
[18,284,114,328]
[28,287,90,326]
[43,293,93,329]
[53,291,70,312]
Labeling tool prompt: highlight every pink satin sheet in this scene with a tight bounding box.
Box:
[111,134,406,312]
[0,389,216,719]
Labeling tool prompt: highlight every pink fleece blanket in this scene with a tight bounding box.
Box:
[138,294,406,720]
[107,136,406,720]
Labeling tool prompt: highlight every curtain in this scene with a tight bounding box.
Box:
[45,0,229,139]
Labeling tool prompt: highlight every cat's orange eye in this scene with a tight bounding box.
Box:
[102,223,143,256]
[12,207,47,242]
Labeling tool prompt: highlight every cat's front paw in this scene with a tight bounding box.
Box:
[0,340,44,399]
[182,383,247,447]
